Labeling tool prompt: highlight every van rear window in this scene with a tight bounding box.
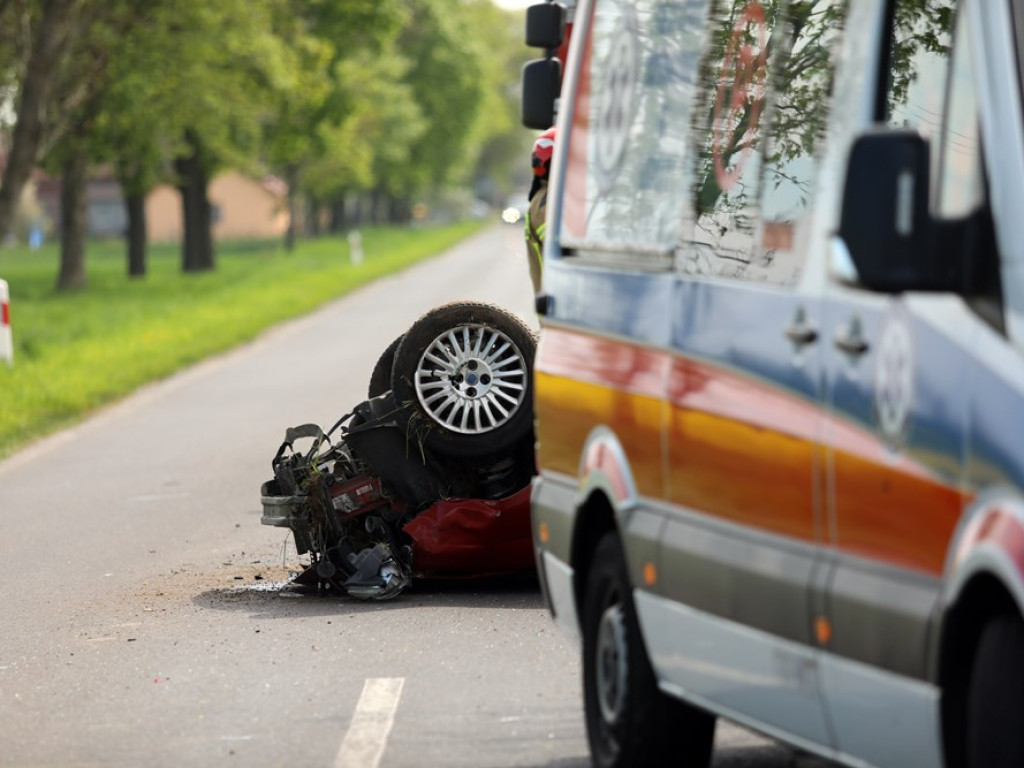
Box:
[560,0,710,257]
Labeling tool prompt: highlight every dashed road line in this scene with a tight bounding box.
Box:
[334,677,405,768]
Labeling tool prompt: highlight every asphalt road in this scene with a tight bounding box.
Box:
[0,223,831,768]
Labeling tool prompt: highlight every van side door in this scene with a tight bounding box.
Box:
[818,2,977,764]
[649,0,849,746]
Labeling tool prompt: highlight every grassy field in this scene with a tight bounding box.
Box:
[0,222,484,459]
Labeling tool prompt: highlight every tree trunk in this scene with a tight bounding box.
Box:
[306,198,321,238]
[126,191,147,278]
[388,195,409,224]
[371,189,384,224]
[330,197,346,233]
[284,165,298,252]
[175,132,214,272]
[0,0,77,244]
[57,150,87,291]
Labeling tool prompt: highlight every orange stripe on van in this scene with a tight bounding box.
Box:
[667,356,819,542]
[537,327,965,575]
[536,329,668,497]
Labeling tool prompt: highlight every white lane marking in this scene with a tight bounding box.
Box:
[335,677,405,768]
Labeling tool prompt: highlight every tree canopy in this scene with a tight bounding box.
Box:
[0,0,533,277]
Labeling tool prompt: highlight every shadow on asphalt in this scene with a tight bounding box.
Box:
[496,744,833,768]
[710,744,836,767]
[193,571,543,618]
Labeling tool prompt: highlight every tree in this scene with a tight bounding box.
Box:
[0,0,88,247]
[159,0,293,272]
[263,0,406,247]
[461,0,535,203]
[398,0,486,192]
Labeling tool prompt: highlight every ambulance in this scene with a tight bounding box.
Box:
[524,0,1024,766]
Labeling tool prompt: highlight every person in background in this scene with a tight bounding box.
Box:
[524,127,556,294]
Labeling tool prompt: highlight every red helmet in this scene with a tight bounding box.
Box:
[531,127,557,179]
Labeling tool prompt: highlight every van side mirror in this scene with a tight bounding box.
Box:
[526,3,566,49]
[837,130,933,292]
[522,57,561,129]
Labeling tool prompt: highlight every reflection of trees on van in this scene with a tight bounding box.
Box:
[687,0,956,286]
[686,0,850,285]
[886,0,954,122]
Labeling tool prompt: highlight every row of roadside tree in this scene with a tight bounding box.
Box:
[0,0,532,288]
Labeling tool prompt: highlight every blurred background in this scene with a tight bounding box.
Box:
[0,0,541,459]
[0,0,536,283]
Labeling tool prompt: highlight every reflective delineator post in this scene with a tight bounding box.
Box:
[347,230,364,266]
[0,279,12,367]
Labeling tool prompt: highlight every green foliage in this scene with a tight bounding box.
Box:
[0,221,485,458]
[462,0,536,198]
[0,0,528,262]
[398,0,487,189]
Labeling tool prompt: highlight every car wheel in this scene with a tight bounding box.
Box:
[368,334,404,398]
[391,302,535,459]
[582,533,715,768]
[967,613,1024,767]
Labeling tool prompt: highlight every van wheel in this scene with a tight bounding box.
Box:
[582,533,715,768]
[391,302,535,458]
[967,613,1024,767]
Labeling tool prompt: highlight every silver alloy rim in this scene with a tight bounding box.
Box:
[596,603,628,725]
[413,323,528,435]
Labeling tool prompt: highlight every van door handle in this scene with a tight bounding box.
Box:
[784,308,817,347]
[834,318,869,357]
[785,321,818,346]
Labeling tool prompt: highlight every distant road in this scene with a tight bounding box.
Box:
[0,223,829,767]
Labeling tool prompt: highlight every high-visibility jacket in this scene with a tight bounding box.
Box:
[524,183,547,294]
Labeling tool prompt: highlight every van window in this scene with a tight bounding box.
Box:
[885,0,956,192]
[682,0,773,278]
[936,7,981,218]
[755,0,848,286]
[560,0,709,258]
[680,0,846,285]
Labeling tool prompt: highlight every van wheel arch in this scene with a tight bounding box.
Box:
[939,573,1019,768]
[571,491,618,613]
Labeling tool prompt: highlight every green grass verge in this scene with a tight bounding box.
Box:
[0,222,485,459]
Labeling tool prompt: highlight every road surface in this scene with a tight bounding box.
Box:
[0,224,828,767]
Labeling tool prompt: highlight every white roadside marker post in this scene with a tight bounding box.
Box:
[0,279,11,367]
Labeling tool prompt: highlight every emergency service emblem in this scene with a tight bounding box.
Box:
[594,5,639,187]
[874,311,914,449]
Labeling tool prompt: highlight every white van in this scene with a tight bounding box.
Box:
[524,0,1024,766]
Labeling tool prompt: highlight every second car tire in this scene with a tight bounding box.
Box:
[390,302,536,459]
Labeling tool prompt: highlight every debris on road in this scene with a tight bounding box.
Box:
[260,302,537,600]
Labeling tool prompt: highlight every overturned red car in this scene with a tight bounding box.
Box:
[260,302,536,600]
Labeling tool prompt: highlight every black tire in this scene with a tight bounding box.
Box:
[967,613,1024,767]
[391,302,535,459]
[582,533,715,768]
[368,334,404,398]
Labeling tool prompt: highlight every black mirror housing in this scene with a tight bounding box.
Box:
[525,3,566,49]
[839,130,933,292]
[522,57,561,129]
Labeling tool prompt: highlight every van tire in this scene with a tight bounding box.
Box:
[582,533,715,768]
[391,302,535,459]
[967,613,1024,767]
